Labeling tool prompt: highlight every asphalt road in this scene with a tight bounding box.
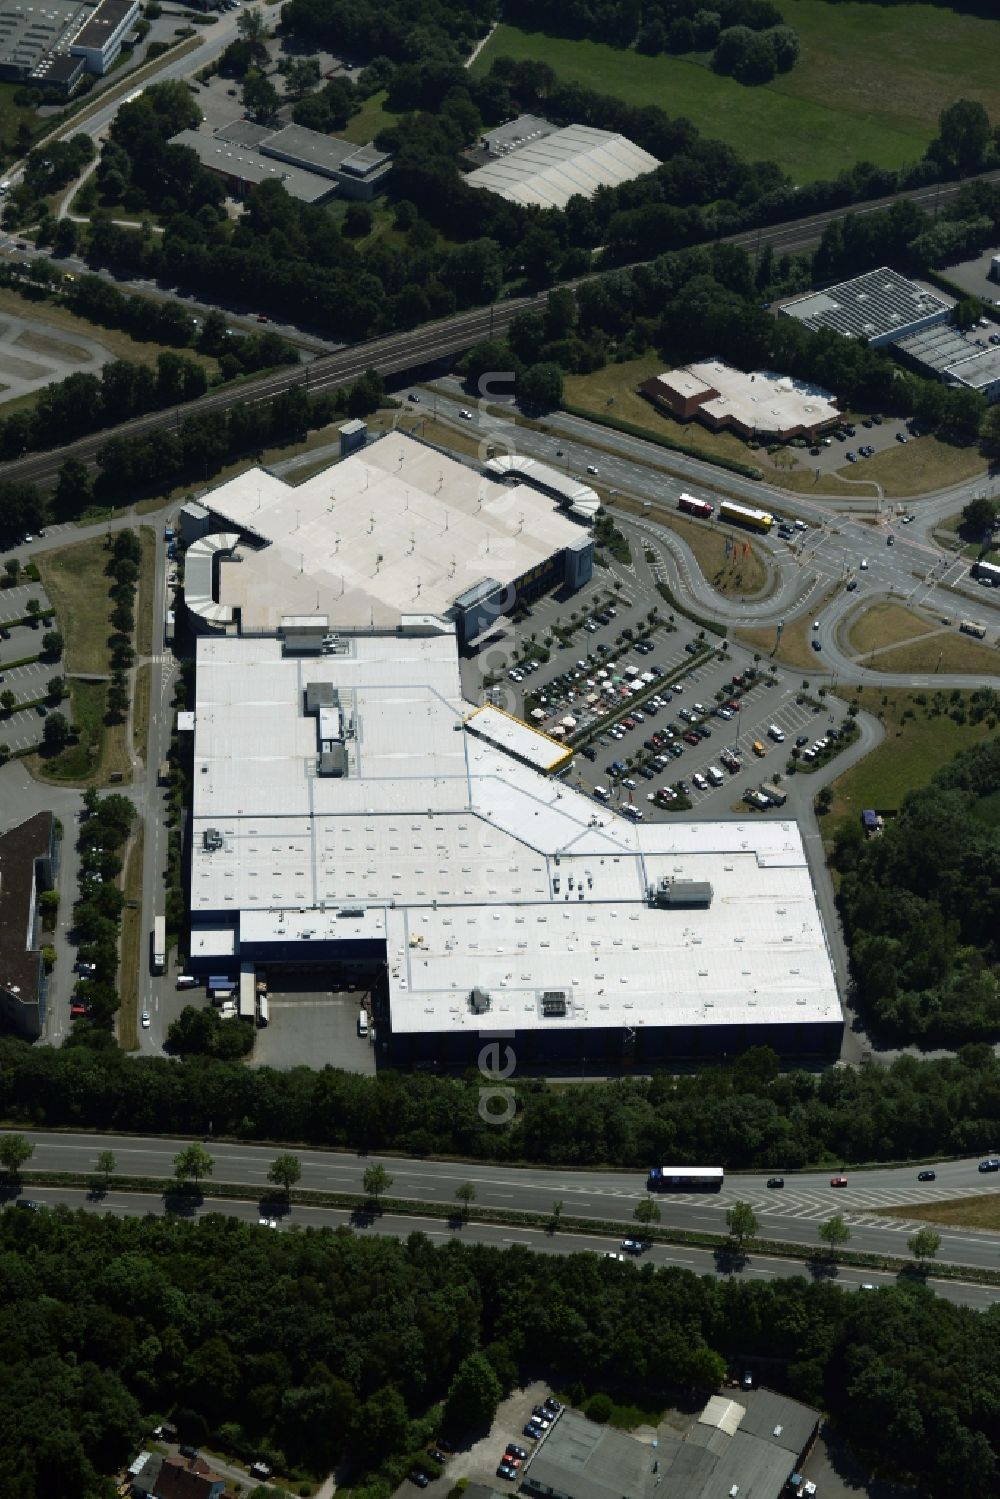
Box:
[5,1182,998,1310]
[10,1131,1000,1275]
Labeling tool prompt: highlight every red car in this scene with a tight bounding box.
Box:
[830,1176,848,1188]
[683,732,700,746]
[622,717,636,730]
[70,1004,87,1018]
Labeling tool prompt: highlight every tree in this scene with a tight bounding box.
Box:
[818,1213,852,1257]
[268,1152,301,1200]
[979,408,1000,462]
[933,99,991,173]
[550,1199,563,1229]
[243,69,279,122]
[634,1196,662,1228]
[962,493,1000,535]
[0,690,14,716]
[47,675,67,703]
[0,1133,34,1176]
[281,56,321,98]
[362,1162,392,1204]
[3,558,19,584]
[908,1227,942,1267]
[237,5,267,42]
[173,1142,213,1190]
[443,1352,502,1435]
[26,598,40,620]
[455,1182,476,1219]
[519,361,563,411]
[725,1200,758,1247]
[42,630,63,659]
[96,1149,116,1189]
[42,711,70,753]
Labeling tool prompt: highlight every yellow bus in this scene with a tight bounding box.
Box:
[719,500,774,533]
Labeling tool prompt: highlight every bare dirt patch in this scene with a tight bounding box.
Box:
[15,328,93,364]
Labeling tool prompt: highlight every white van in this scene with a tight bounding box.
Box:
[357,1008,369,1038]
[706,766,724,786]
[175,975,199,989]
[593,785,610,801]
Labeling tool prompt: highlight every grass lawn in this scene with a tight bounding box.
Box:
[337,90,400,146]
[736,584,840,669]
[612,489,768,598]
[36,536,111,675]
[881,1194,1000,1231]
[863,632,999,675]
[28,679,129,784]
[0,286,218,392]
[818,686,999,833]
[562,360,986,499]
[846,601,936,656]
[135,525,156,658]
[474,4,1000,182]
[132,662,150,756]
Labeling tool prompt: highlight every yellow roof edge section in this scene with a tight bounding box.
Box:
[464,702,574,773]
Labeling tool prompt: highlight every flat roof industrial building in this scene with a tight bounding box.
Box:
[515,1392,820,1499]
[0,0,87,84]
[188,630,842,1066]
[171,119,392,203]
[893,324,1000,402]
[780,267,951,347]
[187,431,594,642]
[465,121,659,209]
[640,360,839,440]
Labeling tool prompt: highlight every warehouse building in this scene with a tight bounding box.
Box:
[0,812,57,1040]
[514,1391,820,1499]
[170,119,392,203]
[0,0,87,85]
[780,267,951,347]
[465,120,659,209]
[893,324,1000,403]
[68,0,139,73]
[640,359,840,440]
[187,628,842,1068]
[183,430,594,643]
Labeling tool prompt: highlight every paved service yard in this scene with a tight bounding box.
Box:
[250,979,377,1073]
[0,314,109,401]
[403,1380,562,1498]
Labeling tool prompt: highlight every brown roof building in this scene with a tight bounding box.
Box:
[152,1454,226,1499]
[0,811,56,1040]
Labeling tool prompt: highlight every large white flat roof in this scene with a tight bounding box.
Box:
[200,431,584,632]
[191,635,840,1036]
[465,124,659,209]
[652,360,839,433]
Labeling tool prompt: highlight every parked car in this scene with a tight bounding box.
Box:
[621,1238,648,1254]
[524,1422,543,1439]
[917,1170,936,1182]
[496,1464,517,1481]
[766,1177,785,1189]
[830,1176,848,1187]
[978,1158,1000,1172]
[506,1445,528,1461]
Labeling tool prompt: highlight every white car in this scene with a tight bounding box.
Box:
[860,558,869,569]
[586,465,598,475]
[812,620,820,630]
[258,1217,279,1229]
[692,772,708,790]
[141,1011,151,1028]
[459,408,472,419]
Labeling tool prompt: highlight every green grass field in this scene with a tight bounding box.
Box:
[819,688,998,835]
[474,2,1000,182]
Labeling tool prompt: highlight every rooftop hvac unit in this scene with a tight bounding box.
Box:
[541,991,567,1018]
[469,987,491,1015]
[202,827,224,853]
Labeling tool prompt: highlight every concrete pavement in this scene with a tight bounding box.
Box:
[8,1131,1000,1270]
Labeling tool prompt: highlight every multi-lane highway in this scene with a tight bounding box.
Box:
[8,1131,1000,1277]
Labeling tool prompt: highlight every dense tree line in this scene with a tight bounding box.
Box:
[833,736,1000,1044]
[4,1037,1000,1168]
[0,352,208,462]
[69,790,138,1031]
[502,0,800,82]
[0,1200,996,1497]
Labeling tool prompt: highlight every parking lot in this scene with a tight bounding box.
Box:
[0,702,45,753]
[464,588,844,824]
[790,412,917,477]
[0,658,51,705]
[401,1381,564,1498]
[249,979,377,1074]
[0,582,52,627]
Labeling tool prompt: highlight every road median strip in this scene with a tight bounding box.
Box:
[17,1171,1000,1288]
